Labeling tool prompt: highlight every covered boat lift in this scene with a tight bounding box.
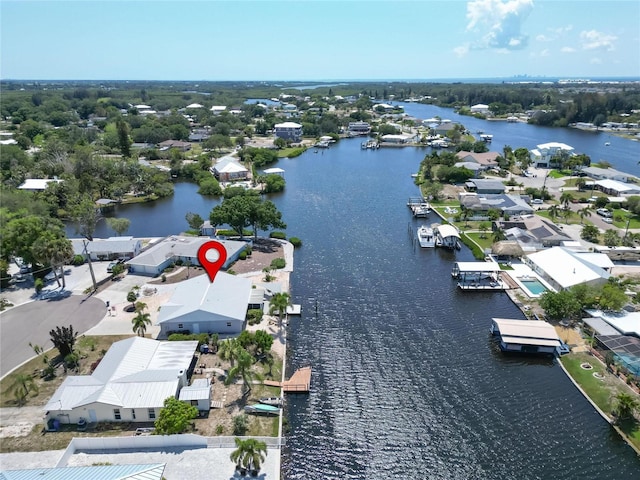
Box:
[451,262,505,291]
[491,318,563,355]
[434,224,461,249]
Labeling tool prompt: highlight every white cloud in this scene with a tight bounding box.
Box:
[539,49,549,57]
[453,44,470,57]
[465,0,534,50]
[590,57,603,65]
[580,30,616,51]
[536,25,573,42]
[561,46,576,53]
[536,34,550,42]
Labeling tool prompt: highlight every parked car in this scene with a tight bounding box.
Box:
[532,199,544,205]
[597,208,613,218]
[603,217,614,224]
[106,262,118,273]
[19,265,31,274]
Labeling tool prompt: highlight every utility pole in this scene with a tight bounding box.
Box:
[83,239,97,292]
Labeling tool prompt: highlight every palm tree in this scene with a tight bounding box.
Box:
[578,206,592,225]
[218,338,241,368]
[131,310,151,337]
[492,228,506,243]
[547,204,561,223]
[269,292,292,327]
[11,373,38,406]
[613,392,639,423]
[559,191,574,210]
[230,437,268,476]
[225,348,259,395]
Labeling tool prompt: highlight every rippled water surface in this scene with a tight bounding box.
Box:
[275,139,640,479]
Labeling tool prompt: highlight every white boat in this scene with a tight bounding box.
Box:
[417,225,435,248]
[480,134,493,142]
[259,397,283,407]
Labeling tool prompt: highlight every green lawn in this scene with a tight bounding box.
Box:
[465,231,493,251]
[561,353,640,451]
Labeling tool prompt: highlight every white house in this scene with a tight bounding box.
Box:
[126,236,247,277]
[156,273,252,337]
[71,237,142,261]
[529,142,575,168]
[211,156,249,182]
[581,166,631,183]
[524,247,611,291]
[185,103,204,109]
[210,106,227,114]
[470,104,490,114]
[44,337,198,425]
[18,178,63,191]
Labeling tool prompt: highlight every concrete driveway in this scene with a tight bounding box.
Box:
[0,294,105,377]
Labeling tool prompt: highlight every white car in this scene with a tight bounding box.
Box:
[532,199,544,205]
[603,217,613,224]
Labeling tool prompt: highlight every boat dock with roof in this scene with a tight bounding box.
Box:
[452,262,506,290]
[491,318,565,355]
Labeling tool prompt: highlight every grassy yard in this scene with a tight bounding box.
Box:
[561,352,640,450]
[465,232,493,251]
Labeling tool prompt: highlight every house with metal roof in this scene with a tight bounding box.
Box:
[460,193,533,216]
[581,166,632,183]
[524,247,611,291]
[179,378,211,412]
[464,179,506,194]
[156,273,252,337]
[71,237,142,261]
[0,463,166,480]
[18,178,63,191]
[211,156,249,182]
[43,338,198,425]
[593,178,640,196]
[455,151,500,170]
[126,236,247,277]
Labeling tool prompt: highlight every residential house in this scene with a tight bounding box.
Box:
[581,166,631,183]
[593,179,640,196]
[211,156,249,182]
[432,122,459,137]
[464,179,506,194]
[455,151,500,171]
[210,106,227,114]
[454,161,484,177]
[18,178,63,191]
[274,122,302,142]
[529,142,574,168]
[460,193,534,217]
[71,237,142,262]
[158,140,191,152]
[347,121,371,135]
[0,464,167,480]
[126,236,247,277]
[156,273,252,337]
[470,104,490,114]
[523,246,611,291]
[185,103,204,109]
[44,337,198,425]
[498,216,572,252]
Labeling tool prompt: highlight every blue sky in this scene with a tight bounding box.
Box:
[1,0,639,80]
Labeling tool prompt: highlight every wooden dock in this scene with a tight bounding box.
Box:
[263,366,311,393]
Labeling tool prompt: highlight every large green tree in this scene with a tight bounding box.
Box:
[539,290,582,320]
[209,192,285,240]
[106,217,131,236]
[269,292,291,327]
[154,396,198,435]
[31,234,74,287]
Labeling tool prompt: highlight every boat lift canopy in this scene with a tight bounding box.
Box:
[454,262,502,273]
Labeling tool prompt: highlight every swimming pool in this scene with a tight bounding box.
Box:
[520,278,548,296]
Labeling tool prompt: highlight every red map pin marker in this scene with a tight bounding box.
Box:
[197,241,227,283]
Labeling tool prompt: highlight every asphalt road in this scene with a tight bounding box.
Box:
[0,294,105,377]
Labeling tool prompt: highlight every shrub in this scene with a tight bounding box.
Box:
[174,259,184,266]
[161,274,167,282]
[247,309,263,325]
[34,278,44,293]
[269,231,286,240]
[216,424,224,434]
[72,255,85,266]
[238,251,248,260]
[270,258,286,269]
[233,414,248,435]
[289,237,302,248]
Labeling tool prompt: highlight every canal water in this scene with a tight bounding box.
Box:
[277,138,640,479]
[74,104,640,478]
